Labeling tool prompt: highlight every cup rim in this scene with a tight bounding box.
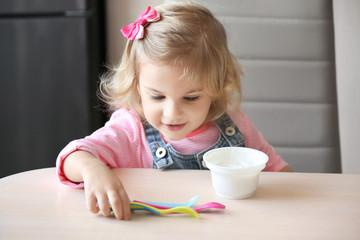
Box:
[203,147,269,173]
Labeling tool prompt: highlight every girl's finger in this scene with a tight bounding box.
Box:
[108,188,131,220]
[121,193,131,220]
[87,194,99,214]
[97,195,111,217]
[108,193,123,220]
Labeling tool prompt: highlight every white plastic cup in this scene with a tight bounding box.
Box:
[203,147,268,199]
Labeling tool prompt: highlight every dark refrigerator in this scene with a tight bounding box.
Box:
[0,0,106,177]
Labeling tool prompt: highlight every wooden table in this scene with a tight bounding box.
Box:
[0,168,359,240]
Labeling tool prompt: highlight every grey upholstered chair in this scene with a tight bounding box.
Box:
[199,0,341,173]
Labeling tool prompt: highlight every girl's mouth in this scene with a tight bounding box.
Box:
[164,123,186,131]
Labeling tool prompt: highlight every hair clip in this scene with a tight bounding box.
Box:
[121,6,160,40]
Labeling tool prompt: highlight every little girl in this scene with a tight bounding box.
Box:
[56,1,291,220]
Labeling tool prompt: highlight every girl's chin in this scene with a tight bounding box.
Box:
[161,131,188,141]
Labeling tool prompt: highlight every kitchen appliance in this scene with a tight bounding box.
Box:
[0,0,106,177]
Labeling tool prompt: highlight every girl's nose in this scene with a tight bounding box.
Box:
[163,100,182,119]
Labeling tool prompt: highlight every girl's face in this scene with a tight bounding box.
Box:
[138,61,212,141]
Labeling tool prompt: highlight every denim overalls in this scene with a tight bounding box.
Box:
[144,113,246,170]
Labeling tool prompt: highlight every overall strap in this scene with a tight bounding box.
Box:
[194,113,246,168]
[143,122,174,169]
[214,113,246,147]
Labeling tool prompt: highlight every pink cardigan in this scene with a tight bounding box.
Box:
[56,109,288,187]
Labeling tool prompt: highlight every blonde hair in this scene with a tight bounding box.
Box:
[99,0,243,121]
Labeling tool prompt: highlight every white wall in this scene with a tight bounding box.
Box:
[333,0,360,174]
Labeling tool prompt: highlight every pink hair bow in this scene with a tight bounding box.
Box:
[121,6,160,40]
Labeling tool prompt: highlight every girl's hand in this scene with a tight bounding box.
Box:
[63,151,131,220]
[82,161,131,220]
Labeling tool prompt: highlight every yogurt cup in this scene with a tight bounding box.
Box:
[203,147,268,199]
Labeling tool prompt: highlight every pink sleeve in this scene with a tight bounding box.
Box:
[229,111,288,172]
[56,109,151,187]
[56,143,87,188]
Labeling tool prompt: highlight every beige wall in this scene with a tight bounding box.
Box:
[105,0,164,66]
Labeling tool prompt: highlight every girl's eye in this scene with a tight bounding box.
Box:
[151,95,165,100]
[184,96,199,101]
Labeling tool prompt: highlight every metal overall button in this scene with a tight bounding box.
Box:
[155,147,167,158]
[225,126,236,136]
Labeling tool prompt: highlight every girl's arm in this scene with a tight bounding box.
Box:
[229,110,291,172]
[279,165,293,172]
[63,150,131,220]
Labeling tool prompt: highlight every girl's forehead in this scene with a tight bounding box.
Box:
[139,60,204,89]
[141,54,203,76]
